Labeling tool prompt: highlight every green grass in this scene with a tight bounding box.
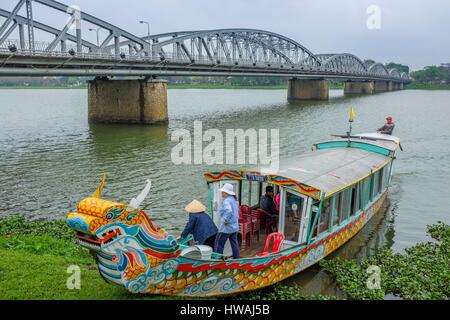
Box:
[0,246,134,299]
[0,216,164,300]
[2,216,447,300]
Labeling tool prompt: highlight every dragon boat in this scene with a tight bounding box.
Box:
[66,132,401,297]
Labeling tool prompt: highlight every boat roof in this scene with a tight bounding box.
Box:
[204,133,400,199]
[275,147,388,197]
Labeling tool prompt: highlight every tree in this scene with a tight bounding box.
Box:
[410,65,450,84]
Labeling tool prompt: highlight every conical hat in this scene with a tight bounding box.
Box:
[185,199,206,213]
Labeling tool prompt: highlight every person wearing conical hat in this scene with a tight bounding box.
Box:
[180,199,218,248]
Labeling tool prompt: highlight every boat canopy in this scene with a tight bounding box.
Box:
[204,133,400,200]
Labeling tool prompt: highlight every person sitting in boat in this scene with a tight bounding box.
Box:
[180,199,218,248]
[377,116,395,135]
[214,183,240,259]
[274,191,281,212]
[260,185,279,232]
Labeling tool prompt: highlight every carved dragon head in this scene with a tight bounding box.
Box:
[66,176,180,285]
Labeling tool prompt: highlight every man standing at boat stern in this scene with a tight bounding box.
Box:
[214,183,240,259]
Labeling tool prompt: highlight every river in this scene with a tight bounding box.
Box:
[1,88,449,296]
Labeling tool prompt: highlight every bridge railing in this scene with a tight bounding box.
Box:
[0,38,409,81]
[0,38,325,69]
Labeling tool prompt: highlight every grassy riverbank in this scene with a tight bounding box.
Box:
[0,216,148,299]
[0,216,448,300]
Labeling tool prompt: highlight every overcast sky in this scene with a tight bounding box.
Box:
[3,0,449,70]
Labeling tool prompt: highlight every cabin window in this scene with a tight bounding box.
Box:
[339,188,351,223]
[240,180,249,205]
[318,198,332,234]
[359,178,370,210]
[249,181,260,207]
[377,168,384,194]
[332,195,340,227]
[282,189,304,242]
[381,165,390,191]
[309,204,319,239]
[349,185,358,216]
[238,180,269,208]
[372,172,380,199]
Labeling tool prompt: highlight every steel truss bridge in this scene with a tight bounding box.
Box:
[0,0,410,83]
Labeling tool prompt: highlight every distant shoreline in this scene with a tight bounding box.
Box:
[0,83,448,90]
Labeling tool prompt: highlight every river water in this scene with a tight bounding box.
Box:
[1,88,449,296]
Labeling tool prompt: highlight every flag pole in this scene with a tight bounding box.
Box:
[347,106,355,141]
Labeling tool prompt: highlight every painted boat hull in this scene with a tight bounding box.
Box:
[93,191,387,297]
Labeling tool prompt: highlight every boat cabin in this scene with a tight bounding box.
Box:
[202,133,400,258]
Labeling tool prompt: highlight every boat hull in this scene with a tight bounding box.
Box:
[96,191,388,297]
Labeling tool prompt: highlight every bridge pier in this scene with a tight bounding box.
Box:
[88,78,168,124]
[374,81,391,93]
[344,81,374,95]
[391,82,403,90]
[287,79,329,100]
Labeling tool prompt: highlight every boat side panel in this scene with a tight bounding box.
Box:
[120,190,387,297]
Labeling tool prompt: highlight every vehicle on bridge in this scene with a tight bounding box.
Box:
[66,131,401,297]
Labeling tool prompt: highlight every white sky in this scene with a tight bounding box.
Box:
[2,0,449,70]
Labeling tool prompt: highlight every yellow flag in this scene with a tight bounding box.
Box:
[348,106,356,122]
[92,174,106,198]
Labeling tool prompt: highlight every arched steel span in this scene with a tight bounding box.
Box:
[104,28,321,67]
[0,0,411,82]
[368,63,390,77]
[316,53,368,74]
[389,68,401,78]
[0,0,148,54]
[148,29,321,67]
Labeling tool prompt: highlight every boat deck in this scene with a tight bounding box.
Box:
[240,231,269,258]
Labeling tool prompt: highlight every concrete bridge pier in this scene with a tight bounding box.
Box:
[88,78,168,124]
[287,79,329,100]
[344,81,374,95]
[374,81,391,93]
[391,82,404,90]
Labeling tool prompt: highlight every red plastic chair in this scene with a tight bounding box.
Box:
[238,206,252,249]
[256,232,285,257]
[256,208,278,235]
[241,205,260,242]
